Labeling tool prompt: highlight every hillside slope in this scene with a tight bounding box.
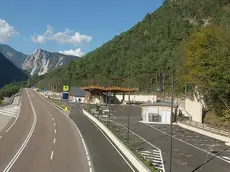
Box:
[38,0,230,92]
[0,44,27,68]
[0,53,28,88]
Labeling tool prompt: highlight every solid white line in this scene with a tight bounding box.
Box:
[222,156,230,161]
[53,138,56,144]
[50,151,54,160]
[82,112,136,172]
[146,123,230,164]
[3,89,37,172]
[54,129,56,133]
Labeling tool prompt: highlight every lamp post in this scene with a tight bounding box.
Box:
[169,71,175,172]
[127,77,131,145]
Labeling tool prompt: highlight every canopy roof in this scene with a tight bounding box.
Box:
[81,85,138,93]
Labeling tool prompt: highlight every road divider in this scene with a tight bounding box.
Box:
[82,109,151,172]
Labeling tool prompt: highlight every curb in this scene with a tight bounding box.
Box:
[82,109,151,172]
[177,121,230,143]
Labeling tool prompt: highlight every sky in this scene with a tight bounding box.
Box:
[0,0,164,56]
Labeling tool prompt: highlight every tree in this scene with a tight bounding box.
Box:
[182,24,230,117]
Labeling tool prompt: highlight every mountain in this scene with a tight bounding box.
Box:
[38,0,230,91]
[22,49,78,76]
[0,44,27,68]
[0,53,28,88]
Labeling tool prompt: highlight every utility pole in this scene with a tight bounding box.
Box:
[169,71,175,172]
[127,77,131,145]
[108,80,111,128]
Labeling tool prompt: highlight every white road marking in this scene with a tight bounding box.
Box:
[85,113,136,172]
[0,136,2,139]
[54,123,56,126]
[3,89,37,172]
[5,97,22,133]
[53,138,56,144]
[52,118,54,121]
[54,129,56,133]
[146,124,230,164]
[0,113,17,118]
[50,151,54,160]
[37,92,94,172]
[113,120,165,172]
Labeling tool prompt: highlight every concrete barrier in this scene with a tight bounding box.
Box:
[178,121,230,143]
[82,109,151,172]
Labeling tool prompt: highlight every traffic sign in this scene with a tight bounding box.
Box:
[63,85,69,92]
[62,92,69,100]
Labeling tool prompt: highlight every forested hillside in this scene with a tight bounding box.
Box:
[38,0,229,91]
[37,0,230,125]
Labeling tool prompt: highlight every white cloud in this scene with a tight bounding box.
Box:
[32,25,92,45]
[0,19,18,42]
[59,48,85,57]
[32,35,45,43]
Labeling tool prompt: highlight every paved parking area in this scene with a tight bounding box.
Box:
[111,105,230,172]
[148,123,230,164]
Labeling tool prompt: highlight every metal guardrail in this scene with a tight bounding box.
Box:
[178,118,230,138]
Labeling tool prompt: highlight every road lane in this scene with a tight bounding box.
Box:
[36,92,91,172]
[70,105,136,172]
[0,89,33,171]
[1,88,90,172]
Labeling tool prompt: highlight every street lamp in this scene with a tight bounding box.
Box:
[169,71,175,172]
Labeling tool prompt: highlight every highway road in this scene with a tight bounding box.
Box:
[0,89,90,172]
[69,105,137,172]
[110,105,230,172]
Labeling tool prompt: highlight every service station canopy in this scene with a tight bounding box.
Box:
[81,85,138,94]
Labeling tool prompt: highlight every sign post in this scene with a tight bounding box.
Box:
[62,85,69,112]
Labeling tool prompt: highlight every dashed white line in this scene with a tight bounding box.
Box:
[54,129,56,133]
[53,138,56,144]
[50,151,54,160]
[88,161,91,167]
[52,118,54,121]
[0,136,2,139]
[54,123,56,126]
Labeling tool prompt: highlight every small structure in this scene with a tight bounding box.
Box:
[69,87,87,103]
[141,102,177,124]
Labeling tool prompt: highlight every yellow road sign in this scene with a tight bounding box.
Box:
[64,106,68,112]
[63,85,69,92]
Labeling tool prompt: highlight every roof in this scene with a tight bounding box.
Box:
[81,85,138,93]
[70,87,87,97]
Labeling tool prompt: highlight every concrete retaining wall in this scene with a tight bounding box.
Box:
[178,121,230,143]
[185,98,203,123]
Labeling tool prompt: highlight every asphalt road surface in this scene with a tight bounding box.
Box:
[0,89,90,172]
[111,105,230,172]
[70,105,137,172]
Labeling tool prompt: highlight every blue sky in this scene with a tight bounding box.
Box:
[0,0,163,56]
